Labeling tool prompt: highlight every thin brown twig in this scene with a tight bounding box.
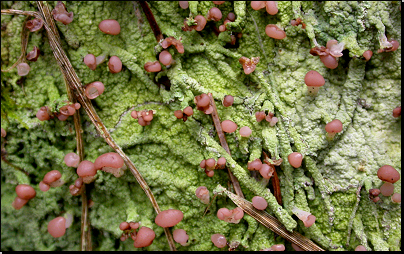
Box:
[208,93,244,199]
[1,12,31,72]
[34,2,92,250]
[217,185,324,251]
[34,1,176,250]
[1,154,30,176]
[263,151,282,205]
[138,1,163,42]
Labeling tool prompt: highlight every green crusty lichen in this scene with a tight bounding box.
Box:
[1,1,401,251]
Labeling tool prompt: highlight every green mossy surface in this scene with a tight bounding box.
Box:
[1,1,401,251]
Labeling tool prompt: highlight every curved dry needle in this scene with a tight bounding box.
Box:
[216,185,325,251]
[208,93,244,199]
[202,193,218,218]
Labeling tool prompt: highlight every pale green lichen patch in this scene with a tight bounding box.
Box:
[1,1,401,251]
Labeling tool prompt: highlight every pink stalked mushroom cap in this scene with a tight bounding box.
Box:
[196,186,210,204]
[108,56,123,73]
[48,216,67,238]
[173,229,189,246]
[288,152,303,168]
[265,24,286,40]
[133,227,156,248]
[252,196,268,210]
[211,233,227,248]
[64,152,80,168]
[15,184,36,200]
[221,120,238,133]
[84,54,97,70]
[155,209,184,228]
[77,160,97,183]
[94,152,126,177]
[98,19,121,35]
[377,165,400,183]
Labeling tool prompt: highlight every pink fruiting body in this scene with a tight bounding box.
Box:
[221,120,238,133]
[391,193,401,203]
[179,1,189,9]
[64,152,80,167]
[377,165,400,183]
[207,7,222,21]
[144,61,162,72]
[223,95,234,107]
[94,152,126,177]
[48,216,67,238]
[239,126,252,137]
[325,119,343,138]
[108,56,123,73]
[292,207,316,227]
[76,160,97,183]
[251,1,266,10]
[196,186,210,204]
[211,234,227,248]
[304,70,325,95]
[252,196,268,210]
[26,18,44,32]
[271,244,285,251]
[133,227,155,248]
[85,81,105,99]
[320,54,338,69]
[355,245,367,251]
[288,152,303,168]
[248,158,263,171]
[119,222,130,231]
[183,106,194,116]
[15,184,36,200]
[159,50,173,66]
[39,181,50,192]
[265,24,286,40]
[363,50,373,61]
[392,107,401,118]
[98,19,121,35]
[43,170,64,187]
[51,1,73,25]
[255,111,266,122]
[155,209,184,228]
[259,164,274,179]
[84,54,97,70]
[217,207,244,223]
[265,1,278,15]
[17,63,30,76]
[26,46,40,62]
[173,229,189,246]
[1,128,7,138]
[380,182,394,196]
[195,15,207,31]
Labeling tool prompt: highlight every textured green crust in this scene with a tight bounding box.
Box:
[1,1,401,251]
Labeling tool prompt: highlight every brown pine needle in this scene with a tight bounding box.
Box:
[202,193,218,218]
[263,151,282,205]
[216,185,324,251]
[208,93,244,199]
[139,1,163,42]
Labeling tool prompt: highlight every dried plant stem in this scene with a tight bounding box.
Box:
[263,151,282,205]
[1,155,30,176]
[34,2,92,250]
[1,11,31,72]
[139,1,163,42]
[208,93,244,199]
[217,185,324,251]
[34,1,176,250]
